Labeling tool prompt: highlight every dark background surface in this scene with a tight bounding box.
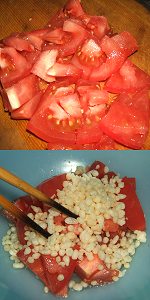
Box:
[138,0,150,9]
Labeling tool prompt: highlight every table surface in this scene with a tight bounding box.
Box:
[0,0,150,150]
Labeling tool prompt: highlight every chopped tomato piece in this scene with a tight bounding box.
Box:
[31,49,58,82]
[60,19,88,56]
[105,59,150,93]
[47,133,116,149]
[76,122,103,144]
[3,34,34,52]
[100,90,150,149]
[64,0,85,17]
[25,29,50,50]
[86,16,110,40]
[11,90,43,119]
[22,49,41,67]
[121,177,146,231]
[0,47,31,88]
[103,219,119,232]
[41,254,77,296]
[75,254,118,283]
[17,249,48,286]
[89,32,138,81]
[47,62,82,78]
[5,74,40,110]
[37,173,66,198]
[46,9,68,29]
[71,54,92,79]
[43,28,66,44]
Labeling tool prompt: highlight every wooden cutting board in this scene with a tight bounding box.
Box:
[0,0,150,150]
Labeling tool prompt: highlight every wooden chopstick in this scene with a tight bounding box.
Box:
[0,195,51,239]
[0,167,78,219]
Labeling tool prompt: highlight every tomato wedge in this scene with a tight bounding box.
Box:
[100,90,150,149]
[75,254,119,284]
[11,90,43,119]
[64,0,85,17]
[5,74,40,111]
[47,133,116,149]
[31,49,58,82]
[17,249,48,286]
[89,32,138,81]
[3,33,34,52]
[121,177,146,231]
[37,173,66,198]
[105,59,150,93]
[41,255,77,296]
[0,47,31,88]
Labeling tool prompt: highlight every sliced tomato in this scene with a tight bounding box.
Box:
[86,16,110,40]
[37,173,66,198]
[31,49,58,82]
[76,122,103,144]
[14,196,43,245]
[59,19,88,56]
[75,254,118,284]
[121,177,146,231]
[17,249,48,286]
[78,38,105,68]
[71,53,92,79]
[25,29,50,50]
[41,254,77,296]
[64,0,85,17]
[89,32,138,81]
[103,219,119,233]
[47,133,116,149]
[11,90,43,119]
[3,33,34,52]
[46,9,68,29]
[88,161,106,178]
[22,49,41,67]
[43,28,66,44]
[27,82,82,143]
[0,47,31,88]
[100,90,150,149]
[47,62,82,79]
[105,59,150,93]
[5,74,40,110]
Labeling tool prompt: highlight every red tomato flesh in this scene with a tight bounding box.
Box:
[5,74,40,111]
[105,59,150,93]
[75,254,119,284]
[11,90,43,119]
[100,90,150,149]
[121,177,146,231]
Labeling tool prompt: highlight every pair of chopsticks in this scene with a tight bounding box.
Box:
[0,167,78,239]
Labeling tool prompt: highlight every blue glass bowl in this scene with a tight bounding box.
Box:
[0,151,150,300]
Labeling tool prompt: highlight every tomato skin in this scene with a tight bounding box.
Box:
[0,47,31,88]
[103,219,119,232]
[75,254,118,284]
[64,0,85,17]
[121,177,146,231]
[41,254,77,296]
[31,49,58,82]
[3,34,34,52]
[76,123,103,144]
[105,59,150,93]
[11,90,43,120]
[17,249,48,286]
[89,31,138,82]
[6,74,40,111]
[38,173,66,198]
[47,134,116,150]
[100,90,150,149]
